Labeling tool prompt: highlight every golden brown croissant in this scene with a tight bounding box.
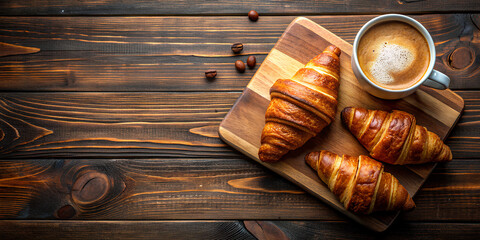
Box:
[306,150,415,214]
[258,45,341,162]
[341,107,452,165]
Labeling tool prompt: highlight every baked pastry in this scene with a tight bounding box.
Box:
[306,150,415,214]
[341,107,452,165]
[258,45,341,162]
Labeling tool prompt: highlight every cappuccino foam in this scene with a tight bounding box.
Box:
[358,21,430,90]
[370,44,414,85]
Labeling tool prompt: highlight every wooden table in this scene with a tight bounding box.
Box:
[0,1,479,239]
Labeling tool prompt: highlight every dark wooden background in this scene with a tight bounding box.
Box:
[0,1,479,239]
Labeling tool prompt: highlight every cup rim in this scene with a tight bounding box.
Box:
[352,14,436,93]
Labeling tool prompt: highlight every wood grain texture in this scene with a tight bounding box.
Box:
[265,220,480,240]
[0,157,477,221]
[0,42,40,57]
[219,17,464,231]
[0,92,237,159]
[446,91,480,158]
[0,14,478,91]
[0,158,341,220]
[0,220,478,240]
[1,0,479,15]
[403,158,480,221]
[0,220,256,240]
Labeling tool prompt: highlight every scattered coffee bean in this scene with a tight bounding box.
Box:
[231,43,244,53]
[248,10,259,21]
[205,69,217,79]
[235,60,246,73]
[247,56,256,68]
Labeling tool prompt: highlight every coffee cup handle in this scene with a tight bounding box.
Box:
[422,70,450,90]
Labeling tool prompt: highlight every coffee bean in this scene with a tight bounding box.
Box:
[235,60,246,73]
[248,10,259,21]
[231,43,243,53]
[205,69,217,79]
[247,56,256,68]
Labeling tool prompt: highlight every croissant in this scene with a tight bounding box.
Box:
[306,150,415,214]
[258,45,341,162]
[341,107,452,165]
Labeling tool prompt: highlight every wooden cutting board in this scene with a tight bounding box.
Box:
[218,17,464,232]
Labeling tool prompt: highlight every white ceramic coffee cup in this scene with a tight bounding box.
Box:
[352,14,450,100]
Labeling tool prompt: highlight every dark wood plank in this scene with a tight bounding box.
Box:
[244,221,289,240]
[0,92,239,159]
[0,220,478,240]
[264,220,480,239]
[0,158,343,220]
[446,91,480,158]
[0,157,477,221]
[0,220,256,240]
[0,91,476,159]
[404,159,480,221]
[1,0,479,15]
[0,14,478,91]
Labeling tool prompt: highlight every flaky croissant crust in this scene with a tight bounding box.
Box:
[259,45,341,162]
[306,150,415,214]
[341,107,452,165]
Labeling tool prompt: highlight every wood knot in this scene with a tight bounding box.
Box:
[72,171,111,205]
[448,47,475,70]
[69,165,128,213]
[56,204,76,219]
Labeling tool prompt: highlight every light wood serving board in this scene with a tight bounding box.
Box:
[218,17,464,232]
